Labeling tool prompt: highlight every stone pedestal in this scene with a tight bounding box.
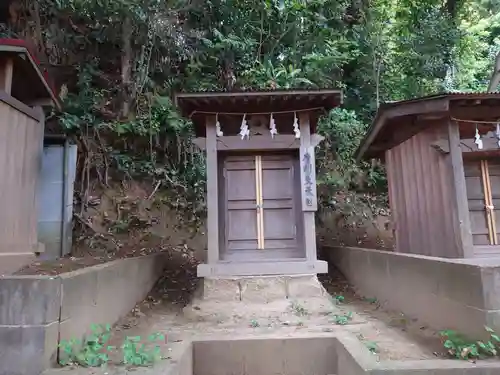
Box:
[183,274,333,323]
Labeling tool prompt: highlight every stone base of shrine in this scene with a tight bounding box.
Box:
[196,260,328,277]
[183,274,332,322]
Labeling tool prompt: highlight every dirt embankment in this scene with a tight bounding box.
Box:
[17,180,206,275]
[18,180,393,275]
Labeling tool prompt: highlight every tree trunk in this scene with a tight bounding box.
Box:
[488,50,500,92]
[121,16,133,118]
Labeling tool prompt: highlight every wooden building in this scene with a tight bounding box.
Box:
[0,39,59,274]
[175,89,342,276]
[356,93,500,259]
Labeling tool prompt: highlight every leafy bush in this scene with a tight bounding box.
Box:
[440,326,500,360]
[59,324,166,367]
[59,324,113,367]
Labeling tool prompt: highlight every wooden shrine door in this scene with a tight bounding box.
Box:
[221,153,304,261]
[464,158,500,257]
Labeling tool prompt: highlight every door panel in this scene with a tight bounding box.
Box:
[226,169,255,201]
[261,154,298,251]
[227,210,258,242]
[221,152,303,260]
[262,169,293,199]
[224,155,258,252]
[263,209,295,239]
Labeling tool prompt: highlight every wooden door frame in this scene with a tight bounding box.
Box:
[219,151,304,261]
[201,112,325,273]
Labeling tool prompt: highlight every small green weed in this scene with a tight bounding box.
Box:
[249,319,260,328]
[364,341,379,354]
[290,301,309,316]
[331,311,353,325]
[364,297,378,304]
[331,295,345,305]
[122,333,165,366]
[59,324,165,368]
[440,326,500,360]
[58,324,113,367]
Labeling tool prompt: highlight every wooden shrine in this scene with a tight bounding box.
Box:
[175,89,342,277]
[0,39,59,274]
[356,92,500,259]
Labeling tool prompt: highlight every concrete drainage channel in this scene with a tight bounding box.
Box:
[159,332,500,375]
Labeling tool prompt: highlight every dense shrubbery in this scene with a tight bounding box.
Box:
[2,0,499,224]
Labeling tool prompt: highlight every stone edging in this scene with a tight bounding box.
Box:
[0,253,167,375]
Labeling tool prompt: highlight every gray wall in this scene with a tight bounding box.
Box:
[37,144,77,260]
[0,253,166,375]
[193,335,339,375]
[326,246,500,340]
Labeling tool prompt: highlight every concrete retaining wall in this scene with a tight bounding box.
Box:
[193,335,338,375]
[0,253,166,375]
[325,246,500,340]
[169,332,500,375]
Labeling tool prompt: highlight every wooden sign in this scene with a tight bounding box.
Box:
[300,146,317,211]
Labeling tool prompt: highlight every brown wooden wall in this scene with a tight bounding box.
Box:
[385,126,461,257]
[0,99,43,255]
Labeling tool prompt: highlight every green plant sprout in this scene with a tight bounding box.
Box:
[440,326,500,360]
[58,324,113,367]
[331,311,353,325]
[290,301,309,316]
[122,332,165,366]
[331,295,345,305]
[59,324,166,367]
[364,341,379,354]
[364,297,378,304]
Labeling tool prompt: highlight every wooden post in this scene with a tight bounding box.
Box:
[385,150,400,252]
[0,58,14,94]
[34,106,46,254]
[299,112,318,262]
[205,116,219,264]
[448,120,474,258]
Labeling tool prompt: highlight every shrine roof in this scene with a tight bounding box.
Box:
[355,92,500,160]
[0,38,59,108]
[174,88,342,136]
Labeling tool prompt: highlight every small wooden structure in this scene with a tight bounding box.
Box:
[0,39,59,274]
[356,92,500,259]
[176,89,342,276]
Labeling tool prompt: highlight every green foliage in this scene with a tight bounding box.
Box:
[331,311,353,325]
[58,324,166,367]
[317,108,368,191]
[440,326,500,360]
[9,0,496,227]
[290,301,309,316]
[363,297,378,304]
[242,60,315,89]
[387,4,462,98]
[249,319,260,328]
[58,324,112,367]
[364,341,379,354]
[122,333,165,366]
[315,108,386,222]
[332,295,345,304]
[58,63,206,223]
